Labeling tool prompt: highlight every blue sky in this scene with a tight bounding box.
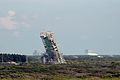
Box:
[0,0,120,55]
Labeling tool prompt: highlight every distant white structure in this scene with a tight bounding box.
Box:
[7,61,18,65]
[85,49,98,56]
[97,56,103,58]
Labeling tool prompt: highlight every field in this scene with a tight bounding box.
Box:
[0,55,120,80]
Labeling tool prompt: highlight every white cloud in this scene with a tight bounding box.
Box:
[0,10,17,30]
[0,16,17,30]
[0,10,33,31]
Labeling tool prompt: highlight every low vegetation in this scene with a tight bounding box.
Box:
[0,55,120,80]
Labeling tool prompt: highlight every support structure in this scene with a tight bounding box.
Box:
[40,32,65,64]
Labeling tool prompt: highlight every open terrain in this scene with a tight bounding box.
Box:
[0,55,120,80]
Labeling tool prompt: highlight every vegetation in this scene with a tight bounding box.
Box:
[0,53,26,62]
[0,55,120,80]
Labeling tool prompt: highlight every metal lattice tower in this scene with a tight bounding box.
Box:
[40,31,65,64]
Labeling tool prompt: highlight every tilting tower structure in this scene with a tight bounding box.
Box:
[40,32,65,64]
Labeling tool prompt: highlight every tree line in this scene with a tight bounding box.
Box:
[0,53,26,62]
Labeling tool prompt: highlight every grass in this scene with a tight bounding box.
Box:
[0,58,120,80]
[0,77,120,80]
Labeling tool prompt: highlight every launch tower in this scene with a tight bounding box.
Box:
[40,32,65,64]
